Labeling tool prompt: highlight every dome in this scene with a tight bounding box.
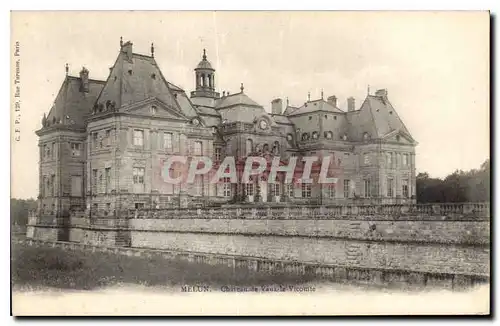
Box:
[196,59,213,70]
[195,49,214,71]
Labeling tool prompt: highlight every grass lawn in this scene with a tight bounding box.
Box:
[11,242,318,291]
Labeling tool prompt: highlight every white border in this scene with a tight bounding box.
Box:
[2,1,497,323]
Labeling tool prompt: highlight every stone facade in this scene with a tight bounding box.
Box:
[35,39,417,226]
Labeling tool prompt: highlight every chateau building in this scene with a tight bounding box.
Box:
[36,39,417,220]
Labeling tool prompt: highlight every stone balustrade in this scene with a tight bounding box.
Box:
[122,202,489,221]
[28,203,490,227]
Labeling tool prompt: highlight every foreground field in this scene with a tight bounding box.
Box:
[11,241,490,315]
[11,241,319,291]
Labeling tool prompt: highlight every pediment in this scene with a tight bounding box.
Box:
[122,97,188,121]
[382,129,415,144]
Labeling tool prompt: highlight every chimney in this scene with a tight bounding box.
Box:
[375,88,388,98]
[327,95,337,107]
[271,98,283,115]
[121,41,133,61]
[79,67,89,93]
[347,97,355,112]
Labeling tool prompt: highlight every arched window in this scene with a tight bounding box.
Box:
[201,74,206,87]
[312,131,319,139]
[263,144,269,152]
[302,133,310,141]
[363,132,370,141]
[273,141,280,154]
[208,74,212,88]
[246,139,253,155]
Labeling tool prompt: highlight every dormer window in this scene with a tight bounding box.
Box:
[286,133,293,141]
[363,132,370,141]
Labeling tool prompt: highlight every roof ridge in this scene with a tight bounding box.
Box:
[132,52,154,60]
[154,57,189,116]
[366,96,381,137]
[66,75,106,84]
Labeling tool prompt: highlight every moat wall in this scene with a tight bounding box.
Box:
[27,204,490,285]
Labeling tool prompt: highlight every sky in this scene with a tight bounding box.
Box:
[10,11,490,199]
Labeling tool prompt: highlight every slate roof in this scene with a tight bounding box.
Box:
[212,91,279,125]
[287,99,344,116]
[344,94,413,142]
[270,114,294,125]
[215,92,262,109]
[96,45,197,118]
[359,95,411,138]
[195,105,220,116]
[283,105,299,115]
[45,75,105,129]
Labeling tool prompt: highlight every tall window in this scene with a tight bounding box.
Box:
[387,178,394,197]
[71,143,81,157]
[133,167,145,184]
[51,174,56,196]
[270,183,281,197]
[273,141,280,155]
[363,153,370,165]
[193,175,203,196]
[327,184,336,198]
[214,147,222,161]
[286,183,294,197]
[41,176,46,197]
[363,179,371,198]
[92,132,98,149]
[301,183,312,198]
[193,141,203,156]
[92,169,98,193]
[46,177,50,197]
[223,177,231,197]
[343,179,350,198]
[402,179,409,198]
[133,129,144,147]
[163,132,173,151]
[403,154,409,167]
[71,175,82,197]
[43,145,47,160]
[99,173,103,192]
[387,152,393,168]
[105,168,111,193]
[47,145,51,159]
[246,139,253,156]
[245,183,254,197]
[106,129,111,146]
[51,142,55,159]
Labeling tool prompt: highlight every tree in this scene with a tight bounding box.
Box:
[10,198,37,228]
[416,159,490,203]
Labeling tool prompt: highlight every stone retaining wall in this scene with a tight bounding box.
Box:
[14,238,489,290]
